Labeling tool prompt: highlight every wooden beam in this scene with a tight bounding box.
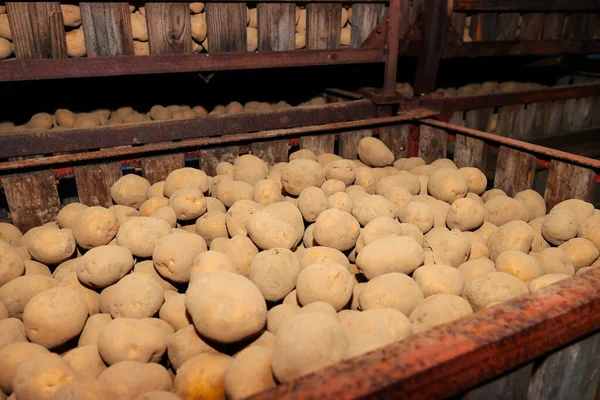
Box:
[413,0,448,93]
[453,0,600,12]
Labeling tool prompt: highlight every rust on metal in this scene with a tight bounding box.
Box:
[0,108,438,172]
[248,267,600,400]
[0,100,377,159]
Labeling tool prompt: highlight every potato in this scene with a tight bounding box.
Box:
[326,192,352,214]
[457,167,487,194]
[381,186,413,212]
[234,155,269,184]
[394,157,425,171]
[352,195,396,226]
[168,188,207,221]
[191,13,207,42]
[460,231,487,260]
[376,172,421,196]
[530,247,574,276]
[139,196,169,217]
[457,258,496,283]
[249,248,300,301]
[527,216,551,253]
[174,353,232,400]
[495,250,543,283]
[146,182,165,199]
[357,137,394,167]
[359,272,423,315]
[0,275,57,319]
[77,245,134,288]
[104,273,164,319]
[189,2,205,13]
[282,159,325,196]
[225,346,275,400]
[445,197,485,231]
[0,223,22,248]
[219,235,258,276]
[0,318,27,353]
[409,294,473,333]
[98,361,172,399]
[166,324,219,370]
[528,274,571,292]
[289,149,317,162]
[134,392,181,400]
[423,228,470,267]
[110,174,150,209]
[62,345,106,378]
[551,199,594,225]
[353,168,377,194]
[410,165,437,177]
[214,180,254,208]
[247,209,297,250]
[56,203,87,229]
[427,168,468,203]
[78,313,112,347]
[482,188,507,202]
[541,208,578,246]
[272,312,347,382]
[357,236,423,279]
[398,201,435,233]
[1,343,47,396]
[321,179,346,197]
[299,246,350,270]
[24,260,51,278]
[98,318,168,364]
[131,11,148,41]
[163,168,209,198]
[190,250,237,281]
[225,199,262,237]
[66,26,86,57]
[159,294,191,331]
[313,209,360,251]
[12,353,77,400]
[72,206,119,249]
[464,271,529,310]
[251,179,282,206]
[413,264,465,297]
[205,197,226,214]
[26,112,53,130]
[297,187,327,223]
[484,195,529,226]
[192,211,227,246]
[264,202,305,243]
[0,13,11,41]
[324,160,356,186]
[116,216,171,257]
[185,271,266,343]
[578,214,600,250]
[487,220,534,261]
[513,189,546,220]
[109,205,140,226]
[296,262,353,311]
[133,260,177,291]
[266,304,299,335]
[153,232,207,283]
[558,238,599,270]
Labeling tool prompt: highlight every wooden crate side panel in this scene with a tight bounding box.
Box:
[300,135,335,156]
[493,147,536,197]
[3,170,61,233]
[453,134,487,171]
[461,363,533,400]
[379,124,410,160]
[206,3,247,52]
[494,13,519,40]
[257,3,295,51]
[519,13,544,40]
[350,3,386,48]
[146,2,192,54]
[546,100,565,137]
[541,13,566,40]
[495,105,524,139]
[573,97,594,131]
[141,153,185,184]
[250,140,289,165]
[465,108,493,132]
[307,3,342,49]
[6,2,67,59]
[418,125,447,164]
[80,2,134,57]
[451,12,467,37]
[469,13,497,41]
[544,160,596,211]
[562,13,588,40]
[74,163,123,208]
[200,146,239,176]
[339,129,372,159]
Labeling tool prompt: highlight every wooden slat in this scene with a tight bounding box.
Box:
[146,2,192,54]
[494,13,519,40]
[528,101,552,138]
[418,125,447,164]
[588,14,600,39]
[572,97,594,131]
[3,170,61,233]
[544,160,596,211]
[74,163,123,208]
[206,3,247,52]
[339,129,372,159]
[519,13,544,40]
[200,146,239,176]
[562,13,588,40]
[495,105,524,139]
[413,0,448,94]
[300,135,335,155]
[141,153,185,184]
[520,102,537,140]
[560,98,578,133]
[6,2,67,59]
[453,134,487,170]
[379,125,410,160]
[451,12,467,37]
[461,364,533,400]
[453,0,600,12]
[80,2,134,57]
[464,108,493,131]
[546,100,565,137]
[250,140,289,166]
[469,13,497,41]
[541,13,566,40]
[257,3,295,51]
[350,4,386,48]
[493,147,536,197]
[306,3,342,49]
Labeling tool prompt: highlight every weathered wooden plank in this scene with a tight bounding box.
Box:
[451,12,467,37]
[572,97,594,131]
[493,147,536,197]
[206,3,247,52]
[454,0,600,12]
[469,13,497,41]
[560,98,578,133]
[141,153,185,184]
[300,135,335,156]
[519,13,544,40]
[379,125,410,160]
[200,146,239,176]
[562,13,588,40]
[544,160,596,211]
[461,363,533,400]
[306,3,342,49]
[520,102,538,140]
[541,13,566,40]
[449,111,466,128]
[257,3,295,51]
[588,14,600,39]
[465,108,493,132]
[6,2,67,59]
[418,125,447,164]
[146,2,192,54]
[80,2,134,57]
[3,170,61,233]
[528,332,600,400]
[250,140,289,165]
[494,13,519,40]
[413,0,448,94]
[546,100,565,136]
[74,163,123,208]
[453,134,487,170]
[350,4,386,48]
[528,101,552,138]
[495,105,525,139]
[339,129,372,159]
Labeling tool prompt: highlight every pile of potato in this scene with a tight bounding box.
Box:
[1,136,599,400]
[0,96,326,133]
[0,6,12,60]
